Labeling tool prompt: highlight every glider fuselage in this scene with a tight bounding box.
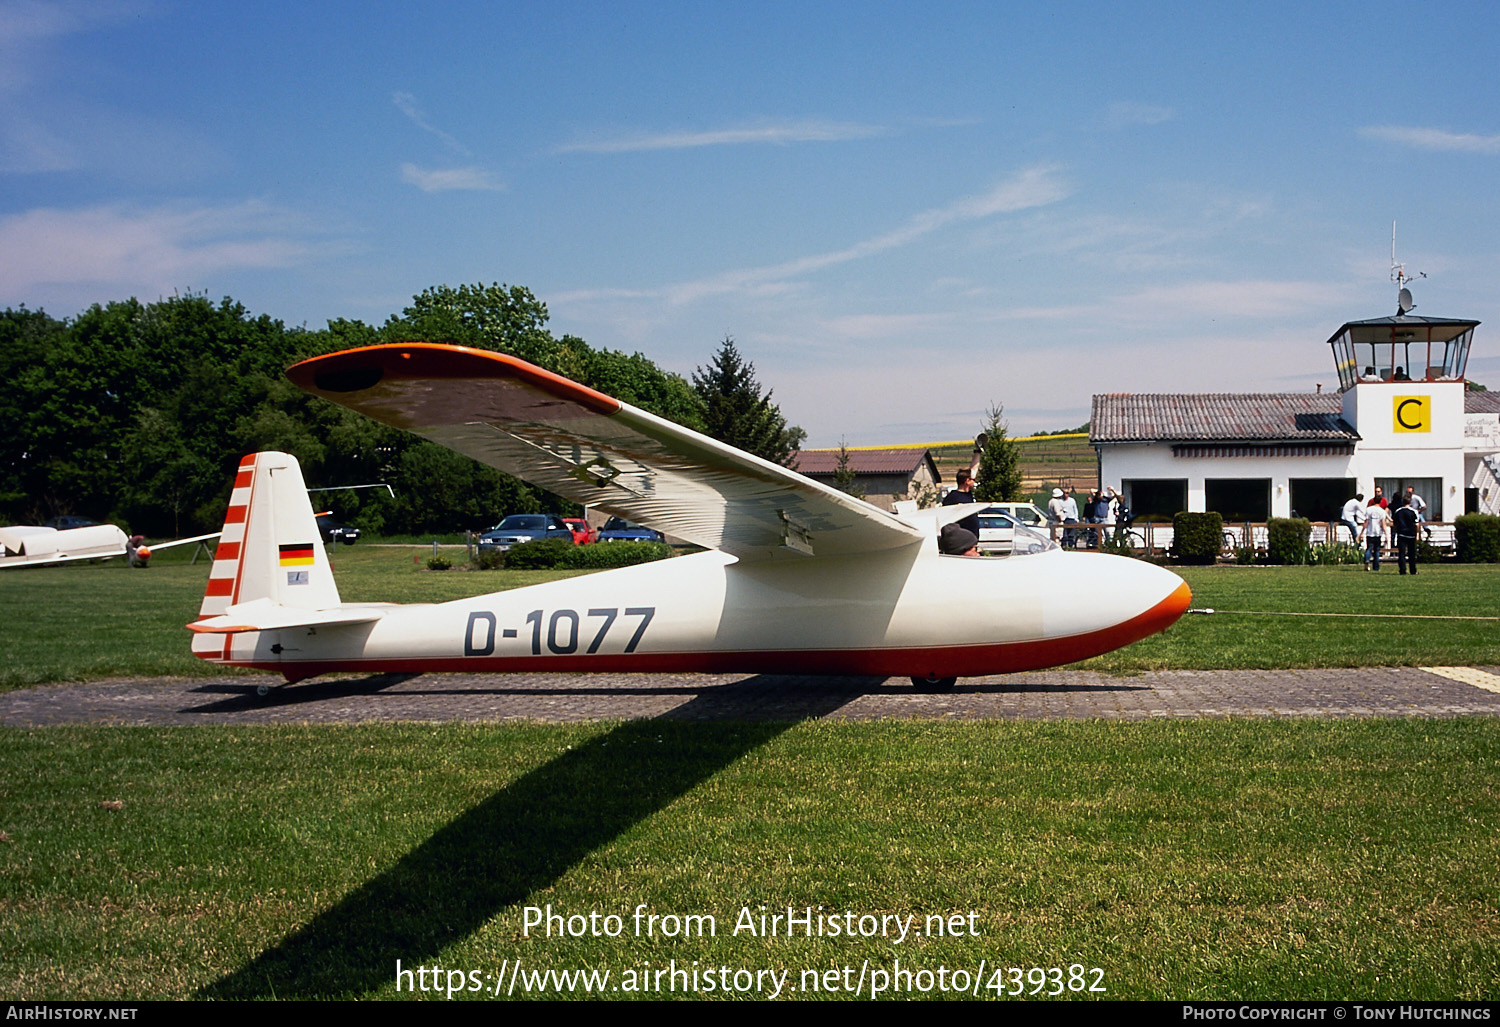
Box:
[195,540,1189,683]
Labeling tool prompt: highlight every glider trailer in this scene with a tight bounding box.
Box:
[189,344,1190,692]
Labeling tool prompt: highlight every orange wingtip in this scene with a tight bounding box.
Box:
[286,343,622,416]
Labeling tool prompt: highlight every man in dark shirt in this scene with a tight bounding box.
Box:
[942,471,981,534]
[1392,495,1420,575]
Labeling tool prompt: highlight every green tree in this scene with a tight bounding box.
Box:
[692,337,805,466]
[831,436,865,499]
[974,404,1023,503]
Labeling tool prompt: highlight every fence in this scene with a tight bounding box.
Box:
[1040,520,1456,556]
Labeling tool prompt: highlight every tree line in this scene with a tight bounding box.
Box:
[2,284,802,537]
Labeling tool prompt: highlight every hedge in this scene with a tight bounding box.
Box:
[1266,517,1312,565]
[499,538,674,570]
[1455,514,1500,563]
[1172,512,1222,565]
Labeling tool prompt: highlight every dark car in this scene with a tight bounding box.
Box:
[43,516,98,531]
[595,516,665,543]
[477,514,575,551]
[316,512,360,545]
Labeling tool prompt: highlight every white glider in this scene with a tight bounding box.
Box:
[189,343,1190,689]
[1,524,218,569]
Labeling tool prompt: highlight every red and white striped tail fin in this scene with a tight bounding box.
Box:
[193,453,341,653]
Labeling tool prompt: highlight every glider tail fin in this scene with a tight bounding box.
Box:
[195,451,342,624]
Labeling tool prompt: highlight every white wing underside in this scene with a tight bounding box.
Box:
[287,344,924,561]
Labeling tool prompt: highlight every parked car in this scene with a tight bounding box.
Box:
[983,502,1054,537]
[976,508,1054,556]
[43,516,98,531]
[596,516,665,543]
[477,514,575,551]
[562,517,596,545]
[316,512,360,545]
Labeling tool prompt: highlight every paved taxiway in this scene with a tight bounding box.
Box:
[3,666,1500,725]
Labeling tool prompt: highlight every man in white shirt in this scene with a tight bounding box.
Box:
[1363,500,1389,571]
[1405,487,1427,523]
[1340,494,1366,546]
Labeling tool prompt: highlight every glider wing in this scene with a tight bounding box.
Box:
[287,344,923,560]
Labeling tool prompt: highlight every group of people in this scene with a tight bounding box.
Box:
[1339,486,1426,574]
[1048,486,1122,549]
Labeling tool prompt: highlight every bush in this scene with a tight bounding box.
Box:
[1234,546,1258,565]
[1454,514,1500,563]
[1416,537,1445,564]
[1308,542,1362,566]
[1172,512,1223,565]
[563,541,673,569]
[426,555,452,571]
[1266,517,1312,565]
[470,547,506,570]
[503,538,577,569]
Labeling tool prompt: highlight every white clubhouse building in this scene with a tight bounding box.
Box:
[1091,305,1500,524]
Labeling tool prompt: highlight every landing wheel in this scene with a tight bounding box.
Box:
[255,683,271,698]
[911,675,957,692]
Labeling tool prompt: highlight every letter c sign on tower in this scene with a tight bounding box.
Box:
[1393,395,1430,433]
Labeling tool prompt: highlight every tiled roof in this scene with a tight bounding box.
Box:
[1466,390,1500,415]
[1091,394,1360,443]
[794,448,933,475]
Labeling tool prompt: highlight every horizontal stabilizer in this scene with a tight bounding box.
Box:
[187,598,385,635]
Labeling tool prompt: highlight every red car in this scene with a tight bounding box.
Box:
[562,517,595,545]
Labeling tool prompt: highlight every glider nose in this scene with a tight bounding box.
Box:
[1141,577,1192,637]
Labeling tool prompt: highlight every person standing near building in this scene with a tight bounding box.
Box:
[1364,496,1389,571]
[1340,493,1366,547]
[1047,488,1067,545]
[1392,494,1420,575]
[1405,486,1427,523]
[1060,488,1080,548]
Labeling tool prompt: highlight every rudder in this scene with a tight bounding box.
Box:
[195,452,341,623]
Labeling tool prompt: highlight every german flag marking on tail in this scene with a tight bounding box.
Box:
[278,543,315,566]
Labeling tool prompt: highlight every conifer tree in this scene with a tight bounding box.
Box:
[974,403,1023,502]
[692,337,805,466]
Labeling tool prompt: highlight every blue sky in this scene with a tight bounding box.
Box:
[5,1,1500,445]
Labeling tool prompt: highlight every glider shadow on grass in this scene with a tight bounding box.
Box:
[199,675,867,999]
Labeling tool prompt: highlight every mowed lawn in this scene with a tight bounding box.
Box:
[2,548,1498,1001]
[2,545,1498,689]
[3,719,1498,1000]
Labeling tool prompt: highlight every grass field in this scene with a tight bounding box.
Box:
[2,544,1497,689]
[3,546,1498,1001]
[4,719,1498,1000]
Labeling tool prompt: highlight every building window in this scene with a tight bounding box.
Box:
[1205,478,1271,522]
[1124,479,1187,520]
[1289,478,1356,522]
[1376,476,1442,521]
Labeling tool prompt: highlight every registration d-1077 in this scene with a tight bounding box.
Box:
[464,606,656,656]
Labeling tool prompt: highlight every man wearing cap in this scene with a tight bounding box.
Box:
[938,523,982,557]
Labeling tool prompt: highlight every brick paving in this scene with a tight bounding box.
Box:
[4,666,1500,725]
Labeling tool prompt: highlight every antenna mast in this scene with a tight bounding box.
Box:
[1390,220,1425,314]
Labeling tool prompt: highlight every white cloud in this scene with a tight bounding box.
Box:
[1125,279,1346,318]
[0,0,151,93]
[818,312,955,339]
[557,119,887,154]
[392,91,470,155]
[0,200,320,295]
[399,163,505,192]
[1360,125,1500,154]
[1104,101,1175,129]
[663,165,1071,304]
